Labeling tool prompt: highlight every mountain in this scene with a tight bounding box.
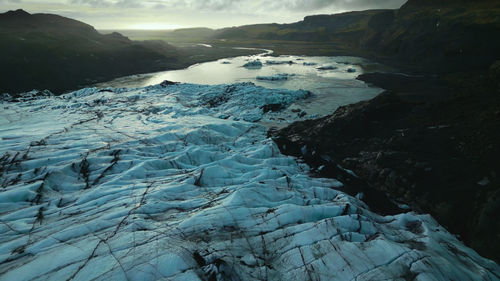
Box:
[0,10,183,94]
[213,10,387,43]
[363,0,500,71]
[161,0,499,73]
[164,27,216,42]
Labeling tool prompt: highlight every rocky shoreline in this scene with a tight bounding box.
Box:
[271,65,500,263]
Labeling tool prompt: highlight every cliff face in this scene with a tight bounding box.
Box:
[0,10,181,94]
[366,0,500,71]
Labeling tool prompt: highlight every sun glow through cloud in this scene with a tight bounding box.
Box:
[128,22,183,30]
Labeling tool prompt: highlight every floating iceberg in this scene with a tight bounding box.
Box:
[243,60,263,68]
[265,60,295,65]
[0,82,498,280]
[347,68,357,73]
[303,62,317,66]
[316,65,338,70]
[256,73,294,81]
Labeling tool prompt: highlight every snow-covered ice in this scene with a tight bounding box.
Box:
[0,82,499,281]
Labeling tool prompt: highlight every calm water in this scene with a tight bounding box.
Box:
[97,50,386,119]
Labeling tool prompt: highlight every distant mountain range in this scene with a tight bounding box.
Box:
[161,0,500,73]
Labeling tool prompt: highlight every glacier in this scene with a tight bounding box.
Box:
[0,82,499,281]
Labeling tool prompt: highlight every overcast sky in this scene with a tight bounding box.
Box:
[0,0,407,29]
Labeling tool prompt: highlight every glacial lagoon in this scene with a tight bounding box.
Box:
[97,51,386,123]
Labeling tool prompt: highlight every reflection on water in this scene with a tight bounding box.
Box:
[97,51,386,118]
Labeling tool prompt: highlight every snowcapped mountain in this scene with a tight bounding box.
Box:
[1,83,499,280]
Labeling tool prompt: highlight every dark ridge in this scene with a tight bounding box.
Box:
[3,9,31,17]
[0,9,183,95]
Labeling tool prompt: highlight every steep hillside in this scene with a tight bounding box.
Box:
[0,10,183,94]
[213,10,387,43]
[364,0,500,71]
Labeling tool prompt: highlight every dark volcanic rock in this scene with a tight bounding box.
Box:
[261,103,286,113]
[272,92,412,215]
[271,71,500,263]
[357,73,452,102]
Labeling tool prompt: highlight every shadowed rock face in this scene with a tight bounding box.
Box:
[270,93,413,214]
[368,1,500,73]
[272,69,500,263]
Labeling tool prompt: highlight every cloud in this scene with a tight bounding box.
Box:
[264,0,407,12]
[68,0,143,8]
[192,0,245,10]
[67,0,406,12]
[3,0,407,29]
[184,0,406,12]
[138,0,245,11]
[68,0,111,8]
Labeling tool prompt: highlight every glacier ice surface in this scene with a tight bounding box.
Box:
[0,82,499,281]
